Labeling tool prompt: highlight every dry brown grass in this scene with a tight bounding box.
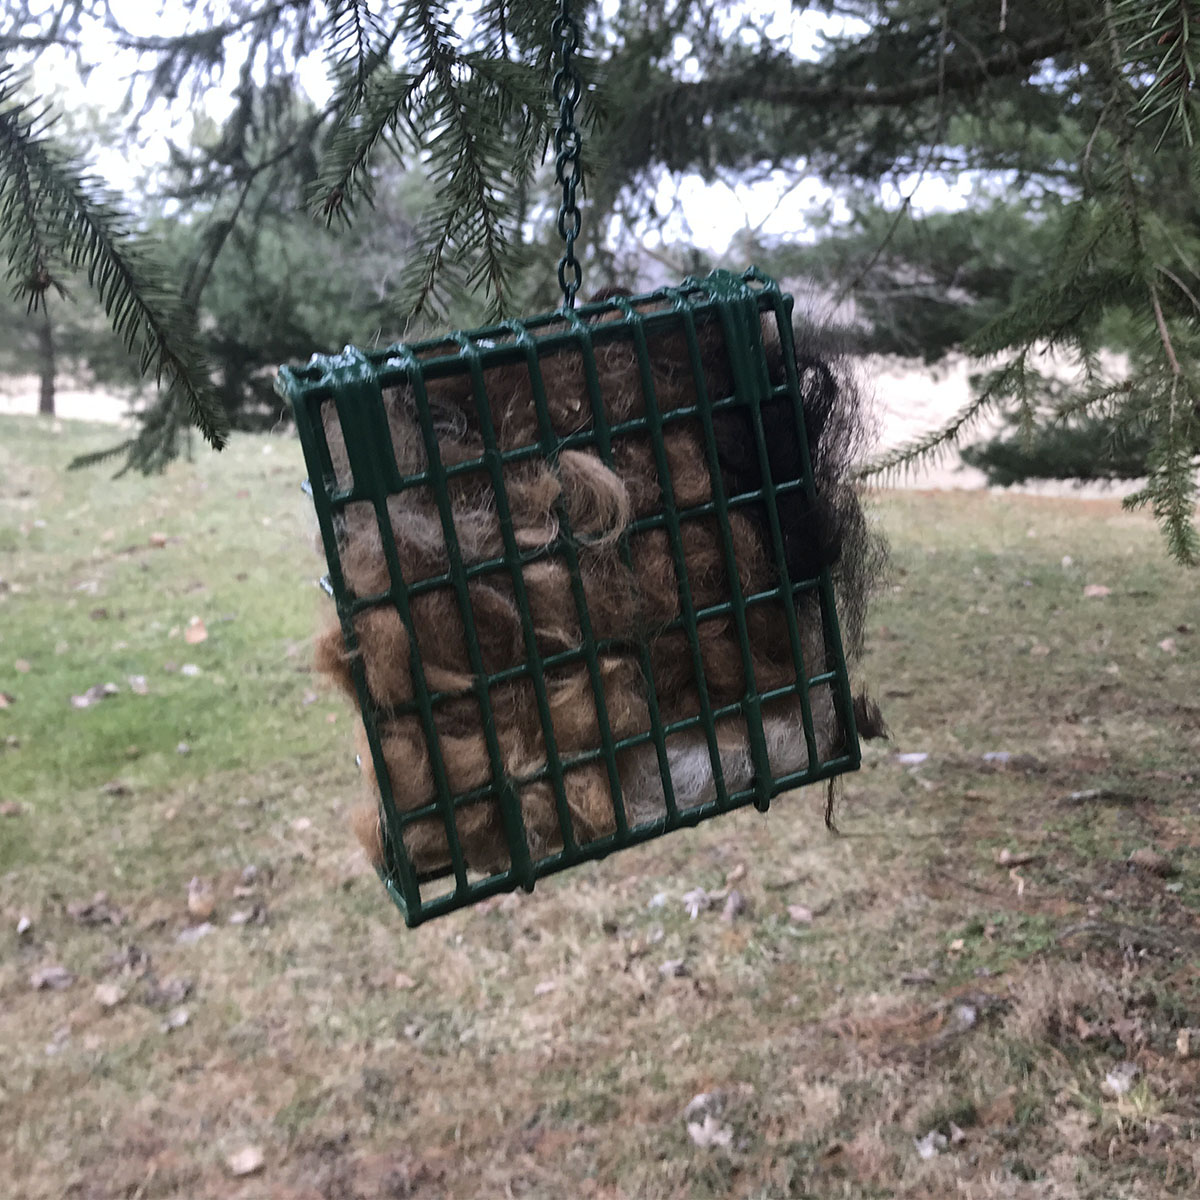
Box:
[2,419,1198,1198]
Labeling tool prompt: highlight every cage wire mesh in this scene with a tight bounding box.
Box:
[278,268,862,926]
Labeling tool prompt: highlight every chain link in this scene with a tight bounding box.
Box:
[552,0,583,308]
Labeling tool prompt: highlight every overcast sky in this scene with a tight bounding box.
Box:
[26,0,970,253]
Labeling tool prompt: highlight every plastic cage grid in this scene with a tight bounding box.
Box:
[278,268,861,926]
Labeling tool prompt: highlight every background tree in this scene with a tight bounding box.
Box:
[594,0,1199,559]
[0,1,1197,559]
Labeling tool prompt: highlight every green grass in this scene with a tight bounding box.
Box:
[2,414,1199,1199]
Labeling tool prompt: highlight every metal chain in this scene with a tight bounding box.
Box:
[552,0,583,309]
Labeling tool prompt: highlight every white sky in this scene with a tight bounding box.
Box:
[25,0,971,254]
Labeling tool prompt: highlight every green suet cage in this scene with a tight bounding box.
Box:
[278,268,861,926]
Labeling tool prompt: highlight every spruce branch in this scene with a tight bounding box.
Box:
[1115,0,1199,146]
[0,67,227,455]
[314,2,551,320]
[311,64,421,224]
[637,26,1088,126]
[0,83,61,311]
[861,353,1031,482]
[323,1,396,116]
[1124,374,1200,564]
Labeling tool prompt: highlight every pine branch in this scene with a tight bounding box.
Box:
[644,26,1089,119]
[310,65,421,224]
[0,67,227,456]
[313,3,552,320]
[1124,375,1200,563]
[1115,0,1200,146]
[0,82,60,311]
[861,353,1031,481]
[323,0,391,114]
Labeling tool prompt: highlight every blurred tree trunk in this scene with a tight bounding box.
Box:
[37,306,55,416]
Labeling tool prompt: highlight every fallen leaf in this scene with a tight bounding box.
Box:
[30,965,75,991]
[14,659,30,673]
[725,863,747,887]
[787,904,814,924]
[45,1026,71,1055]
[995,848,1038,867]
[1158,637,1178,655]
[71,682,119,709]
[228,903,266,926]
[1,801,24,816]
[187,878,216,920]
[953,1003,978,1029]
[225,1146,265,1177]
[143,976,192,1008]
[0,692,14,708]
[914,1130,948,1159]
[393,972,417,990]
[176,922,215,945]
[105,945,149,976]
[1177,1029,1193,1059]
[721,889,746,922]
[67,892,125,926]
[687,1114,733,1149]
[162,1007,190,1032]
[184,617,208,644]
[1129,847,1177,876]
[93,982,126,1010]
[1029,643,1051,658]
[1083,584,1111,598]
[1062,787,1105,803]
[148,532,169,548]
[1103,1062,1139,1097]
[291,817,312,833]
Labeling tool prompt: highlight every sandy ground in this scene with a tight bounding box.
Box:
[0,364,1141,499]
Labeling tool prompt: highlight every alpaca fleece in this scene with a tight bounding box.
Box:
[313,293,883,879]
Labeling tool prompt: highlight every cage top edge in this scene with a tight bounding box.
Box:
[277,267,789,396]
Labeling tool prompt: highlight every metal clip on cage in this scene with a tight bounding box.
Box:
[277,268,861,926]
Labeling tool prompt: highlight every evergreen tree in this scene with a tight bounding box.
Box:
[597,0,1198,560]
[0,1,1196,559]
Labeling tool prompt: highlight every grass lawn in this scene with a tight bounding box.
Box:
[1,412,1198,1199]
